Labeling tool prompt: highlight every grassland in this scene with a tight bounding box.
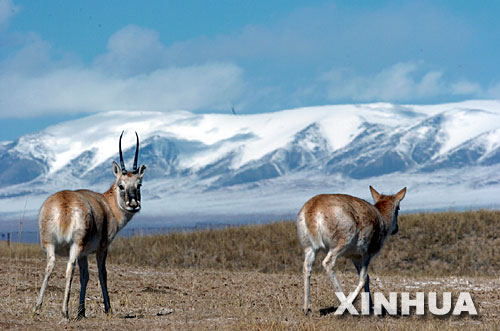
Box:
[0,210,499,330]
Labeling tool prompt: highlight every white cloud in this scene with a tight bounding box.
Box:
[319,62,481,103]
[0,26,245,118]
[0,3,497,118]
[0,63,244,117]
[484,83,500,99]
[0,33,56,75]
[451,80,482,95]
[93,25,169,77]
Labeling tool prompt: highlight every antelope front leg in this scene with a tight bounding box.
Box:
[96,249,111,314]
[346,262,369,305]
[322,249,345,297]
[77,256,89,319]
[353,258,373,310]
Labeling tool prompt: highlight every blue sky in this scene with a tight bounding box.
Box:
[1,0,500,141]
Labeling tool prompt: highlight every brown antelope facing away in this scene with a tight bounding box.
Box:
[297,186,406,314]
[33,131,146,320]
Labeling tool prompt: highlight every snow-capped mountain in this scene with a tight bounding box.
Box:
[2,100,500,230]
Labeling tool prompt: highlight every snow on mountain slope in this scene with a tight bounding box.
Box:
[1,100,500,230]
[17,103,429,174]
[437,108,500,156]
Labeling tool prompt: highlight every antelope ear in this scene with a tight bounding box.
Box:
[396,187,407,202]
[369,186,381,202]
[138,164,147,178]
[112,161,121,178]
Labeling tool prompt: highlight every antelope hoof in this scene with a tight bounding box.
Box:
[303,307,312,315]
[58,317,70,324]
[77,308,86,320]
[32,305,40,314]
[31,308,40,318]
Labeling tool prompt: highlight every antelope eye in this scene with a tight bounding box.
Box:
[118,184,125,191]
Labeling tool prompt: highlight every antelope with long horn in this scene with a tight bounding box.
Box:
[297,186,406,314]
[33,131,146,319]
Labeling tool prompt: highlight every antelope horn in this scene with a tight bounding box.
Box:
[119,131,127,174]
[133,131,139,173]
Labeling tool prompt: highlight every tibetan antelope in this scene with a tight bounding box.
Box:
[297,186,406,314]
[33,131,146,320]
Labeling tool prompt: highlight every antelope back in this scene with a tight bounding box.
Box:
[297,194,380,250]
[38,190,102,251]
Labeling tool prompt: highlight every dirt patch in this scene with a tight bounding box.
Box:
[0,257,498,330]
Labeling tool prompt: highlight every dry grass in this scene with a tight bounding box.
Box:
[378,210,500,277]
[1,210,500,276]
[0,210,499,330]
[102,210,500,276]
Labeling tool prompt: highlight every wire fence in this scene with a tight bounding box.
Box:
[0,222,244,245]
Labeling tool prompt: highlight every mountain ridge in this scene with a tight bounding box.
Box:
[1,100,500,225]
